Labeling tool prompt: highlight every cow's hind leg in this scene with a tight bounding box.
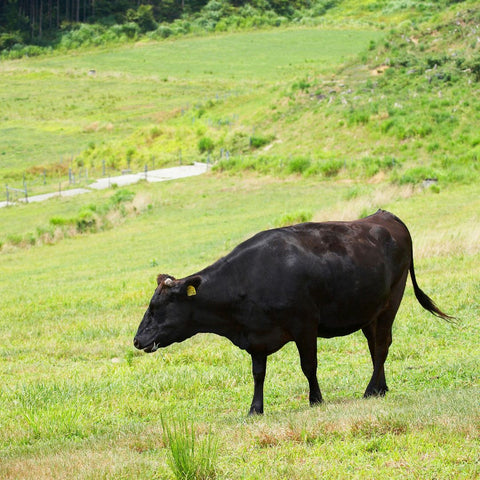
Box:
[362,319,391,397]
[295,337,323,406]
[363,270,408,398]
[249,353,267,415]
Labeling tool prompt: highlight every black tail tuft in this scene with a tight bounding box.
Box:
[409,260,456,323]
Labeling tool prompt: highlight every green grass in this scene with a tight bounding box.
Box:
[162,416,218,480]
[1,4,479,477]
[0,175,478,479]
[0,27,381,187]
[3,4,480,197]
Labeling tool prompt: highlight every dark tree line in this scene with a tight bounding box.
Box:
[0,0,208,39]
[0,0,314,43]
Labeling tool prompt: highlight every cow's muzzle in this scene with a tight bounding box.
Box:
[133,336,160,353]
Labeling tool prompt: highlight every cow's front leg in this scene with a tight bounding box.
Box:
[249,353,267,415]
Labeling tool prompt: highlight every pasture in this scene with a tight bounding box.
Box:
[1,12,479,479]
[0,27,381,185]
[0,175,479,479]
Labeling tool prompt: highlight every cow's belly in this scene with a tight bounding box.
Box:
[242,325,293,356]
[315,291,388,338]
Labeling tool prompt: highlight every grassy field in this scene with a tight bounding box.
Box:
[0,27,381,187]
[1,3,479,478]
[0,174,479,479]
[2,3,480,193]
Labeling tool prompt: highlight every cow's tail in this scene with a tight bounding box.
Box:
[409,256,455,322]
[390,212,455,322]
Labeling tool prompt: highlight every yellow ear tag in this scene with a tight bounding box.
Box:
[187,285,197,297]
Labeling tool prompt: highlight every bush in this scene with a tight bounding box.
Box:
[50,216,69,227]
[310,0,338,16]
[275,210,313,227]
[0,32,23,51]
[466,54,480,82]
[286,157,311,174]
[306,159,344,178]
[59,23,105,48]
[75,209,97,233]
[126,5,157,33]
[154,24,173,38]
[114,22,140,40]
[250,134,275,149]
[198,137,215,153]
[110,188,135,205]
[360,156,397,177]
[396,166,438,185]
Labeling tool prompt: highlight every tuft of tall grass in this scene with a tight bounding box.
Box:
[275,210,313,227]
[161,416,218,480]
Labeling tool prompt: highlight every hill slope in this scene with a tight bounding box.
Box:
[0,2,479,191]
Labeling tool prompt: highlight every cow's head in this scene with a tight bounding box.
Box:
[133,274,202,353]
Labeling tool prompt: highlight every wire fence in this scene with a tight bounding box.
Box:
[2,150,222,207]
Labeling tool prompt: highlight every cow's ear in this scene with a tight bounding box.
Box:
[184,276,202,297]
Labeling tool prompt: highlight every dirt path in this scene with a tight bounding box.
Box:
[0,163,208,208]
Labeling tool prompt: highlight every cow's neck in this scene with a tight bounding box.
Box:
[188,262,246,348]
[193,301,245,344]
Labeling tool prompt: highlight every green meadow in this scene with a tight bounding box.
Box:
[1,4,479,479]
[0,27,381,181]
[1,176,479,479]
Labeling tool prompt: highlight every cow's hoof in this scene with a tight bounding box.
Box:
[363,387,388,398]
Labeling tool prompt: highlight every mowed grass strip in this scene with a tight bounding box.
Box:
[0,175,478,479]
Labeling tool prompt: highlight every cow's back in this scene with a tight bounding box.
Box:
[202,211,412,337]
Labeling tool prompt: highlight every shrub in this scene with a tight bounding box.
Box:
[310,0,338,16]
[286,157,311,174]
[466,54,480,81]
[227,131,251,154]
[110,189,135,205]
[308,159,344,178]
[198,137,215,153]
[75,209,97,232]
[360,156,397,177]
[212,157,242,173]
[117,22,140,39]
[292,77,311,92]
[126,5,157,33]
[59,23,105,48]
[250,134,275,149]
[50,216,69,227]
[155,24,173,38]
[7,234,23,245]
[0,33,23,52]
[276,210,313,227]
[396,166,438,185]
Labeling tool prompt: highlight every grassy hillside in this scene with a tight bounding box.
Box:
[0,2,479,479]
[0,28,380,187]
[214,3,480,184]
[2,2,479,197]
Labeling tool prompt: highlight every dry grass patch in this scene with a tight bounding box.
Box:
[313,184,414,222]
[413,219,480,259]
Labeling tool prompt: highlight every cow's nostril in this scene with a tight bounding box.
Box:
[133,337,141,349]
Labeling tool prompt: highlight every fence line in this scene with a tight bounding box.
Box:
[5,185,28,205]
[2,151,221,207]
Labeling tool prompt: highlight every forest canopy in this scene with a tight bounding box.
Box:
[0,0,314,41]
[0,0,466,55]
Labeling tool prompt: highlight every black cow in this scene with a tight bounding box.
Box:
[134,210,452,414]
